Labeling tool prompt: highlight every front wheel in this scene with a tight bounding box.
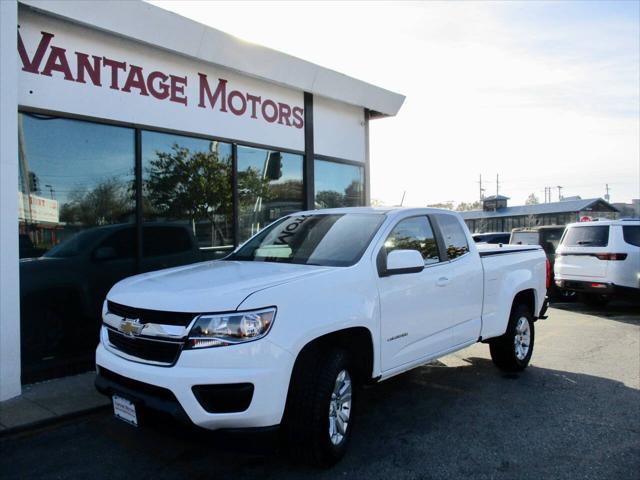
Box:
[490,304,535,372]
[282,347,354,467]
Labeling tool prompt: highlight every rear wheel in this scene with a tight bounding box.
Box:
[490,304,535,372]
[282,347,354,467]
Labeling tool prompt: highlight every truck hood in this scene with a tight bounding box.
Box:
[107,260,331,313]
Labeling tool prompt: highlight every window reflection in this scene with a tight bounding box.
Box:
[142,131,234,260]
[18,113,135,383]
[435,214,470,259]
[314,159,364,209]
[237,146,304,242]
[384,216,440,265]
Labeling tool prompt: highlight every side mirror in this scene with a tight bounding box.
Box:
[382,249,424,276]
[93,246,117,262]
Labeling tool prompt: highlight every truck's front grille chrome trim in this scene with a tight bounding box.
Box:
[107,301,198,327]
[104,327,185,366]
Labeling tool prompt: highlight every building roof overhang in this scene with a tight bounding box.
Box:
[19,0,406,117]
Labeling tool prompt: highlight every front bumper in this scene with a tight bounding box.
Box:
[95,333,295,431]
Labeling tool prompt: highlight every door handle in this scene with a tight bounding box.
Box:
[436,277,450,287]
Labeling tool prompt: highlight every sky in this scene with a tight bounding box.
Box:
[148,0,639,207]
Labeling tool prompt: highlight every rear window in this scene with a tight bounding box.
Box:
[561,225,609,247]
[434,214,469,259]
[622,226,640,247]
[510,232,539,245]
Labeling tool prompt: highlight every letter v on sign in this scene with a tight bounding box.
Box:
[18,31,54,73]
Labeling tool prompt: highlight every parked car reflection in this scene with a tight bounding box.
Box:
[19,223,203,383]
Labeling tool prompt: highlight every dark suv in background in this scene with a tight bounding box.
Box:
[510,226,566,299]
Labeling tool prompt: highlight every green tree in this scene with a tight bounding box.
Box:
[427,201,454,210]
[145,144,274,243]
[145,145,232,228]
[525,193,540,205]
[60,178,131,226]
[316,190,345,209]
[344,180,364,206]
[456,200,482,211]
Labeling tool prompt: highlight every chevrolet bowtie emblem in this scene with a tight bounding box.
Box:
[118,318,144,336]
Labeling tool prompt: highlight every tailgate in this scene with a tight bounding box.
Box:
[556,251,608,278]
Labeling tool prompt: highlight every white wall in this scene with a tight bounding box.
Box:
[313,95,365,162]
[0,0,22,401]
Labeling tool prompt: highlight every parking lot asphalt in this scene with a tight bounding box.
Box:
[1,302,638,480]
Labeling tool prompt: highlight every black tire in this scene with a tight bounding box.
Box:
[281,347,354,467]
[579,292,610,307]
[489,304,535,372]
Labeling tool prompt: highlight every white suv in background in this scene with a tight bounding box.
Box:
[555,219,640,306]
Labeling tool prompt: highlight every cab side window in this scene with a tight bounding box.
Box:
[95,227,136,260]
[384,216,440,265]
[143,225,192,257]
[434,214,470,260]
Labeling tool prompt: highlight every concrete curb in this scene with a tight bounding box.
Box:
[0,404,110,438]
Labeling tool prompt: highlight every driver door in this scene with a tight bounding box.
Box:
[377,216,457,372]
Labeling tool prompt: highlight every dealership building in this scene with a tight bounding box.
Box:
[0,0,404,400]
[460,195,620,233]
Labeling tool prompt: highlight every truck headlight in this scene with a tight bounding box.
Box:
[185,307,276,349]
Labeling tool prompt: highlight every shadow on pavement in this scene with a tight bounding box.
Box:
[552,299,640,326]
[1,356,638,480]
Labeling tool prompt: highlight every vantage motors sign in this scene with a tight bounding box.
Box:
[18,9,305,150]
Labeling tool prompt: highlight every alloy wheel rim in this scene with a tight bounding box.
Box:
[328,369,352,446]
[514,316,531,360]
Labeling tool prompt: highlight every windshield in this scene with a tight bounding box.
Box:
[227,213,385,267]
[44,229,102,258]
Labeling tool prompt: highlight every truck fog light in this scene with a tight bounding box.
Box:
[185,307,276,349]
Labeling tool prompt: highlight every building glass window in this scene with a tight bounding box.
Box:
[237,145,303,242]
[314,159,365,208]
[141,131,233,261]
[435,214,470,259]
[18,113,135,383]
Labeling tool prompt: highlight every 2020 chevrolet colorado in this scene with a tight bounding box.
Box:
[95,208,549,466]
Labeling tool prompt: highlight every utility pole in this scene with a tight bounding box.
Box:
[544,187,547,203]
[478,174,485,202]
[557,185,563,201]
[496,173,499,197]
[604,184,610,202]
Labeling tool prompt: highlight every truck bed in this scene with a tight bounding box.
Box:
[477,243,547,340]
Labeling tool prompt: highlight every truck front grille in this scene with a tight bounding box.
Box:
[107,329,183,365]
[107,301,197,327]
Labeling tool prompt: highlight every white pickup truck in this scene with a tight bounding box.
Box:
[95,207,549,466]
